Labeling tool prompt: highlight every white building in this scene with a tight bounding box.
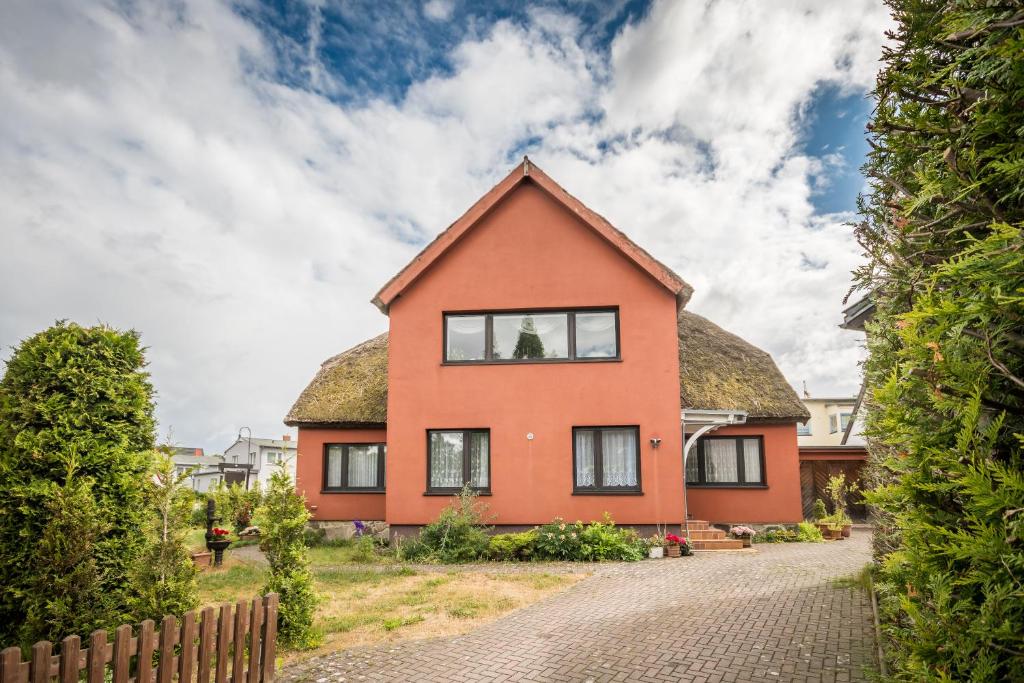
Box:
[222,435,297,489]
[169,447,226,493]
[797,397,865,447]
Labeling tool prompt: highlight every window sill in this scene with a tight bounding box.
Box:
[423,491,492,496]
[686,484,768,489]
[572,490,643,496]
[321,489,386,494]
[441,358,621,366]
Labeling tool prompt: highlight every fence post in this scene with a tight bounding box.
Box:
[112,625,132,683]
[245,599,262,683]
[1,646,23,683]
[179,612,197,683]
[156,616,176,683]
[59,636,80,683]
[137,620,155,683]
[231,601,248,683]
[215,605,231,683]
[86,630,106,683]
[30,642,51,683]
[259,594,278,683]
[197,608,216,683]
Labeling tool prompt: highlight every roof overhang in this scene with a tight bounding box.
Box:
[372,158,692,314]
[681,409,748,426]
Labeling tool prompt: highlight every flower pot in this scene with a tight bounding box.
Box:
[206,538,231,566]
[190,551,212,568]
[739,535,752,548]
[841,524,852,538]
[666,544,681,558]
[648,546,664,559]
[816,523,831,535]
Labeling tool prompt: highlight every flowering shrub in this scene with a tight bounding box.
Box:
[664,533,685,546]
[532,515,644,561]
[532,519,583,560]
[729,526,756,538]
[211,527,231,539]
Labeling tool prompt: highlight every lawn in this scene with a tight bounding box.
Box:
[193,539,583,662]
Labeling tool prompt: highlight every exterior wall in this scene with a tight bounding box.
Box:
[685,422,802,524]
[797,399,862,447]
[296,427,387,522]
[385,182,684,527]
[223,440,297,489]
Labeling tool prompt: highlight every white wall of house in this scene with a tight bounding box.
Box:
[222,437,297,489]
[798,398,865,446]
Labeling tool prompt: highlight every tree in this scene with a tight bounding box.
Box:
[512,316,545,359]
[131,450,198,622]
[254,468,321,650]
[0,322,156,646]
[854,2,1024,678]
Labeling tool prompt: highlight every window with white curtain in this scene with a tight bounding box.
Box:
[323,443,386,492]
[428,430,490,492]
[686,436,765,486]
[573,426,640,493]
[443,309,619,363]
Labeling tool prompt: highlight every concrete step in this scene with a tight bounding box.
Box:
[690,538,746,550]
[683,520,710,531]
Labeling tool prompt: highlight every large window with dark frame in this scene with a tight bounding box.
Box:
[685,435,765,486]
[444,309,619,363]
[427,429,490,493]
[323,443,386,492]
[573,426,641,493]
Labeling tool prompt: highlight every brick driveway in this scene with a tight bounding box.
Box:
[282,531,876,682]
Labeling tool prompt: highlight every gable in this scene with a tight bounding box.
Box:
[372,159,692,313]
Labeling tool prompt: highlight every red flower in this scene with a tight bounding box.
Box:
[212,527,231,537]
[665,533,686,545]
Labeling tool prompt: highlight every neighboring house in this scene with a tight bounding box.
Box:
[285,159,809,536]
[168,447,226,493]
[797,397,867,520]
[222,436,297,489]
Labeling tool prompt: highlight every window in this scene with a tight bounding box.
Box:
[323,443,386,492]
[265,451,282,464]
[685,436,765,486]
[427,430,489,493]
[443,309,618,363]
[797,422,811,436]
[573,426,641,493]
[839,413,852,431]
[829,414,838,433]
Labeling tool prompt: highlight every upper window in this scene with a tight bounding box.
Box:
[829,414,839,433]
[573,426,641,494]
[428,430,490,493]
[686,436,765,487]
[265,451,282,464]
[324,443,386,492]
[444,309,618,363]
[839,413,852,431]
[797,422,811,436]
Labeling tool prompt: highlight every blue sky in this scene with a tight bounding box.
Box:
[0,0,890,448]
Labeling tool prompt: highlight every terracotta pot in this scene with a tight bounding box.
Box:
[841,524,852,538]
[190,551,212,568]
[741,536,752,548]
[816,523,831,535]
[666,544,681,558]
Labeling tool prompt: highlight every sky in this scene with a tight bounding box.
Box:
[0,0,891,450]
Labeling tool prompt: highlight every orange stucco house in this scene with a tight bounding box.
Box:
[286,159,809,539]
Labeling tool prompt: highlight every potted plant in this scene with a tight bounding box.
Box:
[664,533,687,557]
[647,535,665,559]
[828,524,845,540]
[730,525,756,548]
[825,474,859,538]
[206,527,232,566]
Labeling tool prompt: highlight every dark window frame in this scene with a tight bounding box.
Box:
[572,425,643,495]
[686,435,766,487]
[426,429,491,494]
[442,307,620,364]
[322,443,386,493]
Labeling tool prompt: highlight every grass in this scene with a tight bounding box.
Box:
[833,563,874,592]
[196,552,582,663]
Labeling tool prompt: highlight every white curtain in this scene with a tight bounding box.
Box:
[347,445,378,487]
[326,446,343,488]
[705,439,738,483]
[685,447,699,482]
[469,432,489,487]
[743,438,761,483]
[430,432,464,488]
[446,315,486,360]
[575,430,595,486]
[575,312,616,358]
[601,429,638,486]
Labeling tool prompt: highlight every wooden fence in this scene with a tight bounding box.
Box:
[0,594,278,683]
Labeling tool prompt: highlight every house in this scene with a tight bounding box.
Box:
[168,447,226,493]
[222,436,297,489]
[285,159,809,537]
[797,397,867,520]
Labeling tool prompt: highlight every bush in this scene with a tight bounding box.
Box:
[0,322,156,646]
[487,531,537,561]
[810,499,828,522]
[756,528,799,543]
[399,486,490,563]
[254,469,321,650]
[349,535,376,563]
[532,519,584,560]
[533,516,644,562]
[209,481,263,533]
[796,521,824,543]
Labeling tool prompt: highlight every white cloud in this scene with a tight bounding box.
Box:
[423,0,455,22]
[0,0,889,448]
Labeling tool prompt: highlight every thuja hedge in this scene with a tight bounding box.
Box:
[0,322,156,646]
[854,1,1023,679]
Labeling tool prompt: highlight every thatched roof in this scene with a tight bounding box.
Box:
[678,311,809,422]
[285,313,808,426]
[284,334,388,427]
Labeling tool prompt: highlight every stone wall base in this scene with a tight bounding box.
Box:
[388,522,683,542]
[308,520,388,542]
